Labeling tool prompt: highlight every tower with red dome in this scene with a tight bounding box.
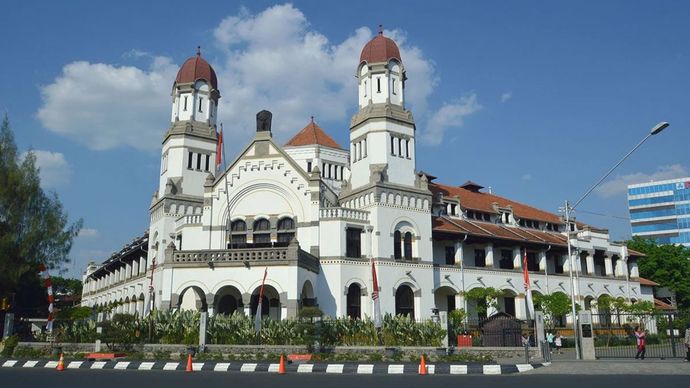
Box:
[150,48,221,268]
[343,28,433,279]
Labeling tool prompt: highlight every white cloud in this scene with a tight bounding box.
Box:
[20,150,73,188]
[422,94,482,145]
[78,228,99,238]
[37,56,178,151]
[595,164,688,198]
[37,3,475,150]
[501,91,512,103]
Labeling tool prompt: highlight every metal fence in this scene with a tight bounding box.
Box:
[455,314,535,347]
[592,312,688,359]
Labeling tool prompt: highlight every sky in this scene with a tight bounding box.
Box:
[1,1,689,279]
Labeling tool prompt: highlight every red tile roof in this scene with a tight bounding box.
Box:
[175,49,218,90]
[285,119,342,149]
[360,31,402,64]
[433,216,568,247]
[654,298,675,310]
[430,182,563,224]
[638,277,660,287]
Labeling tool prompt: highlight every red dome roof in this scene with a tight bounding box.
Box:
[175,48,218,90]
[359,31,402,64]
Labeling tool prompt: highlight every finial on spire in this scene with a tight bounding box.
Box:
[378,24,383,35]
[196,46,201,56]
[310,115,314,123]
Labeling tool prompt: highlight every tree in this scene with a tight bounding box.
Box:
[534,292,573,329]
[627,236,690,309]
[0,115,82,295]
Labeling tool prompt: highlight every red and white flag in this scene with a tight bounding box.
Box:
[38,264,54,332]
[371,261,382,328]
[522,249,535,319]
[215,124,224,173]
[254,267,268,334]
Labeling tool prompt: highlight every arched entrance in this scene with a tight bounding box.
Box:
[434,286,457,313]
[215,286,243,315]
[500,289,517,317]
[395,285,415,319]
[250,284,281,320]
[178,286,207,312]
[346,283,362,319]
[301,280,316,308]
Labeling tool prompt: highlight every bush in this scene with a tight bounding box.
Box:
[0,335,19,357]
[9,344,45,359]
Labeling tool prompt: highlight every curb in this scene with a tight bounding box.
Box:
[0,359,549,375]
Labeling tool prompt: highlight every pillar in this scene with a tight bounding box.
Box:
[629,261,639,278]
[485,243,495,267]
[539,251,548,273]
[604,255,613,277]
[585,252,595,275]
[242,293,251,316]
[454,241,464,266]
[206,294,215,317]
[513,247,522,269]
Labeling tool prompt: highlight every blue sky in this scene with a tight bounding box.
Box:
[1,1,689,278]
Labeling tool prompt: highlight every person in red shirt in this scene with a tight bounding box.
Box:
[634,326,646,360]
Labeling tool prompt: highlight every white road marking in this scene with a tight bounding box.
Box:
[483,365,502,375]
[387,364,404,374]
[22,361,38,368]
[357,364,374,374]
[450,365,468,374]
[326,364,344,374]
[163,362,179,371]
[516,364,534,372]
[2,360,17,367]
[91,362,107,369]
[240,363,257,372]
[138,362,155,370]
[213,363,230,372]
[297,364,313,373]
[67,361,83,369]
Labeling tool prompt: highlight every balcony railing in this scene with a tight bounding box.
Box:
[175,214,202,229]
[168,240,319,273]
[320,207,369,222]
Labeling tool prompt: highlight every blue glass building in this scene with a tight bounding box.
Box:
[628,177,690,246]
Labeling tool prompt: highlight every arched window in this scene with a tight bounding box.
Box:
[393,230,402,260]
[229,220,247,248]
[404,232,413,260]
[395,285,414,319]
[346,283,361,319]
[277,217,295,245]
[253,218,271,245]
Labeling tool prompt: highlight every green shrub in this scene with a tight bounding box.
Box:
[11,345,45,359]
[367,353,383,362]
[153,349,171,360]
[0,335,19,357]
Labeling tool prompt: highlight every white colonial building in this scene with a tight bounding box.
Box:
[81,32,654,324]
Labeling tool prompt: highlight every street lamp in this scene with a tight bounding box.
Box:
[562,121,668,360]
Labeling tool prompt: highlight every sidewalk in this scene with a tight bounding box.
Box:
[524,359,690,375]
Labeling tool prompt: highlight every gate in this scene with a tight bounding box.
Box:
[592,312,686,359]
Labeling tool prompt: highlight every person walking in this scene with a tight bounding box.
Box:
[546,331,555,354]
[634,326,646,360]
[684,322,690,362]
[554,333,563,354]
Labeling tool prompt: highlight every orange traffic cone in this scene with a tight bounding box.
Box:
[56,353,65,372]
[278,354,286,375]
[419,355,427,375]
[185,354,193,372]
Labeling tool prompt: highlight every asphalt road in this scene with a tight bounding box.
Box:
[1,368,689,388]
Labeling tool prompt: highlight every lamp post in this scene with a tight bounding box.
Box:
[562,121,668,360]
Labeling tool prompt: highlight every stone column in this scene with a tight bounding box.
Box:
[539,251,548,273]
[365,226,373,259]
[604,255,613,277]
[585,252,595,275]
[454,241,464,266]
[629,260,639,278]
[513,247,522,269]
[206,294,215,317]
[242,293,252,316]
[484,243,495,267]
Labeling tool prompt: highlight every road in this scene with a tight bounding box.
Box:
[1,368,688,388]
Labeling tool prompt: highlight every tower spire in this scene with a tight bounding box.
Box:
[196,46,201,56]
[378,24,383,35]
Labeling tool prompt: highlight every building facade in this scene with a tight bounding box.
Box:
[628,177,690,247]
[81,32,651,324]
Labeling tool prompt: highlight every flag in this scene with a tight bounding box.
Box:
[522,249,535,319]
[254,268,268,334]
[38,264,54,332]
[371,261,382,328]
[215,124,223,173]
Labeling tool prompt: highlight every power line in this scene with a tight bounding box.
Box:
[576,209,630,221]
